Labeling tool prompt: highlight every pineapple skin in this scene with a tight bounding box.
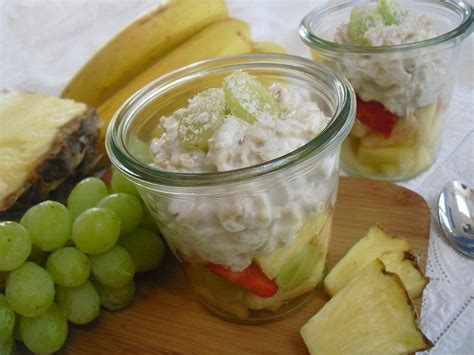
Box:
[0,92,101,219]
[301,260,432,355]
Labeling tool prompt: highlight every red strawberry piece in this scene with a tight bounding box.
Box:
[356,96,397,138]
[205,262,278,298]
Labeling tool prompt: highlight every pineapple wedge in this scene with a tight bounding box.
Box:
[0,91,101,218]
[301,260,432,355]
[324,225,411,296]
[380,251,428,299]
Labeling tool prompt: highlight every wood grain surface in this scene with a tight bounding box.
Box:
[62,176,430,354]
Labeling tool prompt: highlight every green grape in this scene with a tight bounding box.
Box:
[5,262,54,317]
[111,168,140,199]
[72,207,120,254]
[67,177,109,219]
[97,193,144,235]
[275,245,319,291]
[377,0,402,25]
[118,228,165,273]
[22,200,71,251]
[56,281,100,325]
[140,207,160,233]
[177,88,226,149]
[90,245,135,288]
[19,304,68,354]
[46,247,90,287]
[91,278,135,311]
[13,313,21,341]
[28,244,47,265]
[348,6,383,45]
[0,221,31,271]
[0,335,14,354]
[224,70,281,123]
[0,294,15,343]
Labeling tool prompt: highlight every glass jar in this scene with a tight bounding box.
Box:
[300,0,473,181]
[106,54,355,323]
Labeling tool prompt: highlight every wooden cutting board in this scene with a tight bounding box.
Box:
[63,176,430,354]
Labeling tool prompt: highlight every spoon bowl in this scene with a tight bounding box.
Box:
[438,181,474,257]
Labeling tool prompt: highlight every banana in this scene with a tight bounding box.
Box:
[252,41,287,54]
[97,17,252,139]
[61,0,228,106]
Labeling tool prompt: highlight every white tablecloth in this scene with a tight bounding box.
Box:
[1,0,473,353]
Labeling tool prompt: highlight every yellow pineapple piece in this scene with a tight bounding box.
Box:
[340,137,378,176]
[194,286,249,320]
[350,119,372,138]
[357,143,415,165]
[324,225,411,296]
[247,221,331,312]
[301,260,432,355]
[360,117,417,148]
[380,251,428,299]
[255,211,329,279]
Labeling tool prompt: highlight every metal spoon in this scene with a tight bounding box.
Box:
[438,181,474,257]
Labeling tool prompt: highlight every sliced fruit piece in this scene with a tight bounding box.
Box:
[205,262,278,298]
[194,286,249,320]
[224,70,281,123]
[61,0,228,107]
[357,142,414,165]
[360,116,417,148]
[97,17,252,139]
[380,251,428,299]
[177,88,226,150]
[348,6,383,45]
[255,211,329,279]
[324,225,411,296]
[186,264,246,304]
[0,92,101,219]
[276,245,319,291]
[340,137,378,176]
[301,260,432,354]
[251,41,287,54]
[246,220,331,312]
[356,96,396,136]
[350,119,372,138]
[377,0,402,25]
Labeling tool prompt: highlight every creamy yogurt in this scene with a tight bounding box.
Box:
[334,9,446,117]
[149,84,335,271]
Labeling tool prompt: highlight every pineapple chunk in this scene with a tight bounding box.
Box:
[380,251,428,299]
[301,260,432,355]
[194,286,249,321]
[360,117,417,149]
[357,143,414,165]
[324,225,410,296]
[340,137,377,176]
[255,211,329,279]
[247,220,331,312]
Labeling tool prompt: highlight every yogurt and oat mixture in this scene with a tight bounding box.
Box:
[334,5,445,117]
[321,0,453,180]
[149,74,334,272]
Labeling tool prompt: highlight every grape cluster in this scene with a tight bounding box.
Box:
[0,170,165,354]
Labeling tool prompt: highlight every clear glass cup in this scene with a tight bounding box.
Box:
[106,54,355,323]
[300,0,473,181]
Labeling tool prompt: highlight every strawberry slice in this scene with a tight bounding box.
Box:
[356,96,397,137]
[205,262,278,298]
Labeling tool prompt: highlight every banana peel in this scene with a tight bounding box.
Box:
[252,41,287,54]
[97,17,252,140]
[61,0,228,107]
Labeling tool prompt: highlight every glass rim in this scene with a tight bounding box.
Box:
[106,53,355,188]
[299,0,473,54]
